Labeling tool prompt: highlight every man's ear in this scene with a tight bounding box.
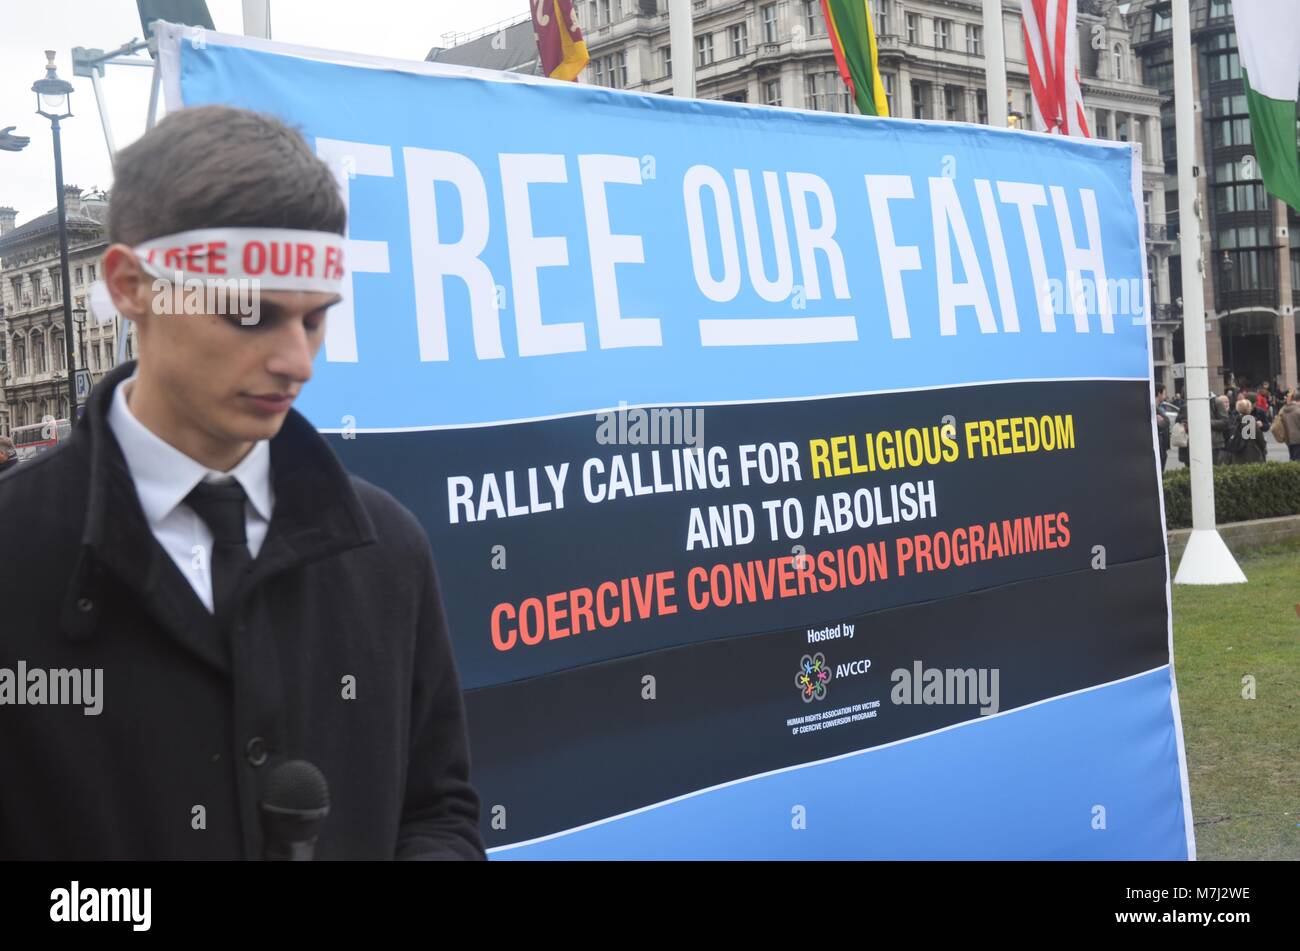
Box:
[103,244,153,326]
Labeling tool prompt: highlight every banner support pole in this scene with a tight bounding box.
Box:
[669,0,695,99]
[983,0,1007,127]
[1171,0,1245,585]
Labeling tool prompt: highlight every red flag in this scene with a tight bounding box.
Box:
[1021,0,1090,136]
[533,0,589,81]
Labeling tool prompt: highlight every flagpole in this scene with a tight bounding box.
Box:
[669,0,695,99]
[983,0,1007,126]
[242,0,271,39]
[1171,0,1245,584]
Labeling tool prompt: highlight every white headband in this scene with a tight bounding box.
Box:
[134,227,346,294]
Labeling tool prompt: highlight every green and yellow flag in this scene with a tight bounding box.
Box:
[821,0,889,117]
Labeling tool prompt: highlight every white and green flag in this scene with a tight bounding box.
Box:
[1233,0,1300,210]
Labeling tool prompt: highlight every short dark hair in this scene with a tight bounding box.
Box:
[108,105,346,246]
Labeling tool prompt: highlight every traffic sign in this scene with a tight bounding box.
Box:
[74,369,93,403]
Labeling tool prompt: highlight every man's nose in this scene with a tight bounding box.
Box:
[265,321,316,383]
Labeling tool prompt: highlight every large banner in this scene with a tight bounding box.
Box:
[157,24,1194,859]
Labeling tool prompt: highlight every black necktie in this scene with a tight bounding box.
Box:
[185,480,253,627]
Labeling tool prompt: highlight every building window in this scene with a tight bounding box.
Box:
[730,22,749,58]
[696,33,714,67]
[89,263,97,281]
[1116,114,1130,142]
[905,12,919,45]
[763,78,783,106]
[597,0,612,27]
[13,337,25,377]
[1094,108,1111,139]
[806,71,850,112]
[593,56,606,86]
[1153,6,1172,31]
[912,80,929,119]
[1207,51,1240,82]
[1211,117,1252,147]
[31,330,45,374]
[659,45,672,78]
[875,4,888,38]
[74,265,83,285]
[52,332,64,371]
[976,88,988,124]
[1209,0,1232,19]
[944,85,963,122]
[762,3,779,44]
[966,24,982,55]
[610,51,627,88]
[935,19,951,50]
[881,72,894,111]
[804,0,827,37]
[1112,43,1124,80]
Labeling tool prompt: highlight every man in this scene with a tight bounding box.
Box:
[1273,389,1300,461]
[0,106,483,859]
[1154,383,1170,472]
[0,435,18,473]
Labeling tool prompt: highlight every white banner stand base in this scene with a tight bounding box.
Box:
[1173,529,1248,585]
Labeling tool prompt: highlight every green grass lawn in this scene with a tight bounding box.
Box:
[1172,541,1300,860]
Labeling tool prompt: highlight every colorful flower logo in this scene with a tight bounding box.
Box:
[795,652,831,703]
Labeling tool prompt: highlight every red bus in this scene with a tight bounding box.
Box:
[10,419,72,461]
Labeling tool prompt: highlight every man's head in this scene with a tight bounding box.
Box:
[0,435,15,464]
[1236,398,1253,415]
[104,106,345,469]
[1155,384,1166,402]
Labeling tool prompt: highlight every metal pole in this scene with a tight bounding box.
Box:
[1171,0,1245,584]
[145,59,161,130]
[50,118,78,419]
[88,70,116,157]
[669,0,695,99]
[983,0,1007,126]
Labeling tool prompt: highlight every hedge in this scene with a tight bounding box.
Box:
[1162,462,1300,529]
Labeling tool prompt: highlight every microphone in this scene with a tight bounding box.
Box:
[260,759,330,861]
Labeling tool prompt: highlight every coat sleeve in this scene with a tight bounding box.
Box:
[396,536,486,860]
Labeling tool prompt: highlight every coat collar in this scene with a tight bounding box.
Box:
[63,361,378,670]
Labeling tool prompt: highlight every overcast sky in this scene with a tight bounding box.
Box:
[0,0,527,224]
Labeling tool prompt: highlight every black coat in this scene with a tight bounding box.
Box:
[0,362,483,859]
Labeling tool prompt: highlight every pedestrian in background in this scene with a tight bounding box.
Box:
[0,436,18,474]
[1271,389,1300,461]
[1225,397,1267,464]
[1155,384,1171,471]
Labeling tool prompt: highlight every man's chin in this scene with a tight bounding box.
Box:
[232,410,291,442]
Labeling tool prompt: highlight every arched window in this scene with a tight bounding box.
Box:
[31,330,45,374]
[12,336,25,376]
[1113,43,1125,80]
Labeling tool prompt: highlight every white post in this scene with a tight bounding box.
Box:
[88,70,116,157]
[669,0,695,99]
[1171,0,1245,584]
[983,0,1007,126]
[242,0,272,39]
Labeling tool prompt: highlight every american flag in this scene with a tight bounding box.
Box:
[1021,0,1091,137]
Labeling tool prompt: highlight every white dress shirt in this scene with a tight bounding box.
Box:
[107,375,275,613]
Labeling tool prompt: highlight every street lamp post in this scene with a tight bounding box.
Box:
[33,50,78,420]
[72,302,87,376]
